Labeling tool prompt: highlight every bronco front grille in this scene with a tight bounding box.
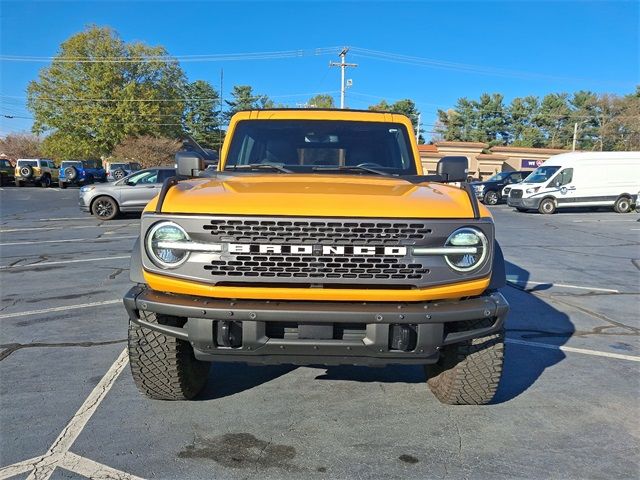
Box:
[204,254,429,281]
[204,219,432,245]
[510,189,523,199]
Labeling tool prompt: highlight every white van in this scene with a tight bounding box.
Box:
[507,151,640,214]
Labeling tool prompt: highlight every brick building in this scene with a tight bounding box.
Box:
[419,142,568,180]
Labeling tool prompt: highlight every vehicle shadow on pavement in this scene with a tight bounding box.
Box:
[493,261,574,403]
[197,363,297,400]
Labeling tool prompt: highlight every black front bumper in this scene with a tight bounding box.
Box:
[123,286,509,366]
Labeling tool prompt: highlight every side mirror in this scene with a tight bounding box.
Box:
[437,156,468,183]
[176,151,204,177]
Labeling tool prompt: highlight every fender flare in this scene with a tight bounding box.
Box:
[129,236,145,284]
[488,240,506,290]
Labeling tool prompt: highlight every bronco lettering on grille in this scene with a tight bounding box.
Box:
[228,244,408,256]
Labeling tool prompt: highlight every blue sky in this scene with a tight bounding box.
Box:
[1,0,638,139]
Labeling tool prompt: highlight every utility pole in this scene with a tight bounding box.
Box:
[416,113,422,142]
[572,122,578,151]
[329,48,357,109]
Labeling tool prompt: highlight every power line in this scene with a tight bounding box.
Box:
[0,47,341,63]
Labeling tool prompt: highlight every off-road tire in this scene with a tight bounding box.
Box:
[538,198,556,214]
[40,175,51,188]
[425,319,504,405]
[614,196,631,214]
[113,168,126,180]
[128,311,210,400]
[59,181,67,189]
[65,166,78,181]
[17,180,25,187]
[19,165,33,179]
[483,190,499,205]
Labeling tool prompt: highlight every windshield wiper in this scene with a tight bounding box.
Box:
[311,165,391,176]
[226,163,293,173]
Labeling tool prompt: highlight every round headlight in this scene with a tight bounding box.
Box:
[444,227,488,272]
[146,221,189,269]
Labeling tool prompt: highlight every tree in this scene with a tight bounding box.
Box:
[307,94,335,108]
[508,96,544,147]
[474,93,508,146]
[111,135,181,168]
[534,93,572,148]
[27,25,186,159]
[182,80,223,150]
[368,98,421,139]
[225,85,273,121]
[0,133,43,159]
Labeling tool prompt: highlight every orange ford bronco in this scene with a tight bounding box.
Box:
[124,109,508,405]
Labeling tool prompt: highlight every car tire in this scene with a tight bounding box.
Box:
[59,181,67,189]
[425,318,504,405]
[483,190,499,205]
[99,175,107,183]
[515,207,528,212]
[19,165,33,179]
[538,198,556,214]
[614,196,632,214]
[113,168,126,180]
[128,311,210,400]
[64,166,78,181]
[85,175,94,185]
[91,195,119,220]
[40,175,51,188]
[17,180,25,187]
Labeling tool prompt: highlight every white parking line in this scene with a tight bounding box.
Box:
[506,338,640,362]
[0,348,138,480]
[0,299,121,320]
[0,235,137,246]
[39,217,95,221]
[0,255,129,270]
[0,224,138,233]
[507,279,620,293]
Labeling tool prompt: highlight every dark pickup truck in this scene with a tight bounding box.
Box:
[471,171,530,205]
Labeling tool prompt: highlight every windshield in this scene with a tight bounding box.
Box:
[524,166,560,184]
[486,172,510,182]
[224,120,417,175]
[61,161,81,168]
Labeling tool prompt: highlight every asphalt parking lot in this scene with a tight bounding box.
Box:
[1,185,639,480]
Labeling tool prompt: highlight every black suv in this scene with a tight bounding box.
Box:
[472,171,529,205]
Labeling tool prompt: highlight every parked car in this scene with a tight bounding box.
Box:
[59,159,107,188]
[508,151,640,214]
[472,171,530,205]
[79,167,175,220]
[104,161,142,181]
[0,158,14,186]
[14,158,59,187]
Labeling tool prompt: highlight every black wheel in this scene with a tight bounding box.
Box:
[17,180,25,187]
[614,196,632,214]
[538,198,556,214]
[64,166,78,181]
[85,175,94,185]
[483,190,499,205]
[40,175,51,188]
[515,207,528,212]
[113,168,126,180]
[59,181,67,189]
[99,175,107,183]
[91,195,119,220]
[0,174,5,186]
[128,312,210,400]
[425,319,504,405]
[19,165,33,179]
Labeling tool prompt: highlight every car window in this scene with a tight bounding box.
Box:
[127,170,157,185]
[18,160,38,167]
[61,161,81,168]
[552,168,573,187]
[225,120,417,175]
[110,163,128,170]
[0,160,10,167]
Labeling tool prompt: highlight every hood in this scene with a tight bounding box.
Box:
[147,174,480,219]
